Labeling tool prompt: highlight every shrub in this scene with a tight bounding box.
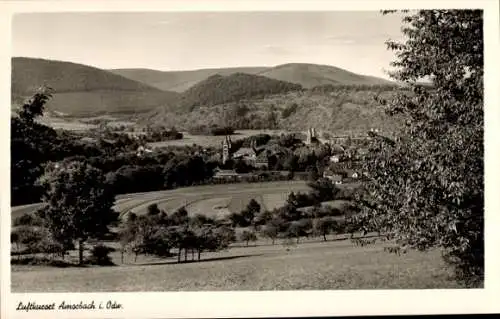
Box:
[87,244,115,266]
[239,230,258,246]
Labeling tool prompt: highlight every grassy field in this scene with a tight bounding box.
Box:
[148,129,294,148]
[11,238,460,292]
[10,181,461,291]
[11,181,313,221]
[115,180,312,217]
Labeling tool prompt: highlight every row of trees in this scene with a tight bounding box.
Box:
[119,206,236,263]
[228,178,357,245]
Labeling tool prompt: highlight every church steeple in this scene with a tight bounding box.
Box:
[222,135,232,164]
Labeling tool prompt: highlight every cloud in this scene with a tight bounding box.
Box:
[261,44,293,56]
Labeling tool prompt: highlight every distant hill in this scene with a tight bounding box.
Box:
[112,63,395,92]
[257,63,395,88]
[12,57,180,116]
[177,73,303,110]
[110,67,268,92]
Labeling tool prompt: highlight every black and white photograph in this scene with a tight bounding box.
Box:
[1,0,499,318]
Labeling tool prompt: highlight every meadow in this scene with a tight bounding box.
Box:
[10,180,460,292]
[148,129,295,148]
[11,181,313,221]
[11,238,460,292]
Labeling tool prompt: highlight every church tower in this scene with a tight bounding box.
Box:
[222,135,232,164]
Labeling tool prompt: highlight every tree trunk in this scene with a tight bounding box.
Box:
[78,239,84,265]
[198,249,201,261]
[134,252,138,263]
[246,240,249,247]
[191,249,194,261]
[296,236,300,244]
[121,250,124,264]
[177,248,182,263]
[184,248,188,262]
[323,234,327,242]
[272,238,275,245]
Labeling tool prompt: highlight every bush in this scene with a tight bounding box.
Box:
[281,102,299,119]
[87,244,115,266]
[239,230,258,246]
[13,213,43,227]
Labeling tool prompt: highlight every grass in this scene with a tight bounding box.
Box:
[112,180,312,217]
[11,239,460,292]
[11,181,313,222]
[148,129,291,148]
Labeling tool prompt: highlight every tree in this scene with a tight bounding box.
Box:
[17,86,53,124]
[313,216,338,241]
[308,178,339,203]
[355,10,483,286]
[37,161,116,264]
[239,230,258,246]
[285,219,312,244]
[261,223,279,245]
[147,203,161,216]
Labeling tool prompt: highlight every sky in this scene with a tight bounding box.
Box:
[12,11,405,79]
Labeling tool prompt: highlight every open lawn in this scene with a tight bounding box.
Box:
[112,181,313,217]
[147,129,298,148]
[11,181,313,223]
[11,238,460,292]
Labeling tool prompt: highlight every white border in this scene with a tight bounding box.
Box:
[1,1,499,318]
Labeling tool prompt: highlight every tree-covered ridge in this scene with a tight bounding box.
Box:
[11,57,181,116]
[12,57,164,94]
[143,89,403,135]
[178,73,303,110]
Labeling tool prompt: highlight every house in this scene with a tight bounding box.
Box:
[329,155,340,163]
[230,140,269,168]
[254,151,269,169]
[137,145,153,157]
[322,169,343,184]
[306,128,320,145]
[233,147,257,159]
[344,169,360,179]
[213,169,240,180]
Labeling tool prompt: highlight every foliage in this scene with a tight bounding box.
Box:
[281,102,299,119]
[118,211,236,263]
[87,244,115,266]
[354,10,484,286]
[260,223,279,244]
[239,230,258,246]
[313,216,339,241]
[229,199,261,227]
[178,73,302,110]
[37,160,117,264]
[285,219,312,243]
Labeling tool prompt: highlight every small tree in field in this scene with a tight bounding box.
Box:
[37,161,116,265]
[261,223,279,245]
[354,10,484,286]
[313,216,338,242]
[239,230,257,247]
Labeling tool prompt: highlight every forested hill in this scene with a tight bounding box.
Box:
[256,63,395,88]
[11,57,180,116]
[110,67,269,92]
[177,73,303,111]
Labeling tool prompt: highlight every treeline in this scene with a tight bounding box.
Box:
[228,179,360,244]
[11,99,218,204]
[188,125,235,136]
[119,206,236,263]
[309,83,401,94]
